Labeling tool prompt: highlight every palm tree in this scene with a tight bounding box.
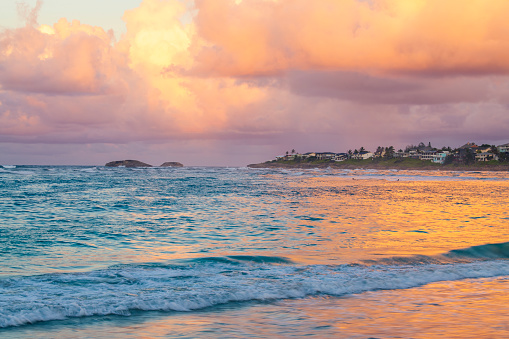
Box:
[291,149,296,154]
[359,147,365,153]
[384,146,395,159]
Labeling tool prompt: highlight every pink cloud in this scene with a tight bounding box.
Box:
[0,19,128,95]
[0,0,508,166]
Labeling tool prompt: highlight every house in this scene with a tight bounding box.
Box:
[456,142,478,162]
[476,152,498,162]
[402,147,421,159]
[315,152,336,160]
[477,145,492,153]
[459,142,479,152]
[498,143,509,153]
[276,154,297,161]
[408,150,420,159]
[302,152,316,158]
[351,151,373,160]
[432,151,449,164]
[333,153,349,162]
[394,151,409,158]
[419,150,437,161]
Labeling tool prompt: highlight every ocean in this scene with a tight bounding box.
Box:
[0,165,508,338]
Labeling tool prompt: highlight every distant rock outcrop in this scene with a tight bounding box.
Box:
[105,160,152,167]
[160,162,184,167]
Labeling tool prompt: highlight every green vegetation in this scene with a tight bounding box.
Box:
[253,142,509,170]
[258,156,509,171]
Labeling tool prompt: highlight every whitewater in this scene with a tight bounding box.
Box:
[1,165,508,338]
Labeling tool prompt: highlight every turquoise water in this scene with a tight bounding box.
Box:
[1,166,508,338]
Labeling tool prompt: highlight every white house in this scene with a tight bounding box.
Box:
[351,151,373,160]
[302,152,316,158]
[316,152,336,160]
[419,150,437,161]
[476,152,498,162]
[333,153,349,162]
[408,150,420,159]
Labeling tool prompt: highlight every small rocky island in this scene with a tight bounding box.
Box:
[105,160,152,167]
[105,160,184,168]
[160,162,184,167]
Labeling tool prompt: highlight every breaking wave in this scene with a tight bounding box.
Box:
[1,248,508,328]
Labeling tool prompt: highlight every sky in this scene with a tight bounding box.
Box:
[1,0,509,166]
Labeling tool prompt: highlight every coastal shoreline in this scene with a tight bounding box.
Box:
[247,161,509,172]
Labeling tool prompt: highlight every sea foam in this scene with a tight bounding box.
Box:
[1,255,508,328]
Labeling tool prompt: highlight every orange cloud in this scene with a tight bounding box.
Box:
[191,0,509,76]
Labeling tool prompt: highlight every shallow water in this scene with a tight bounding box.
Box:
[1,166,508,337]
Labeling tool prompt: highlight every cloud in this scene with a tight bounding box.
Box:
[190,0,509,77]
[16,0,43,28]
[0,0,509,165]
[284,70,501,105]
[0,18,125,95]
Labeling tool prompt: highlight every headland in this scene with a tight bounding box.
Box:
[249,141,509,172]
[248,158,509,171]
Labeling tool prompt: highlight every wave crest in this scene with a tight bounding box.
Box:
[1,252,508,328]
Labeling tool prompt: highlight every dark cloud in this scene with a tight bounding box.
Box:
[286,71,493,105]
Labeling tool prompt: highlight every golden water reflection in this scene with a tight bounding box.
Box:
[284,178,509,263]
[53,176,509,267]
[289,276,509,338]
